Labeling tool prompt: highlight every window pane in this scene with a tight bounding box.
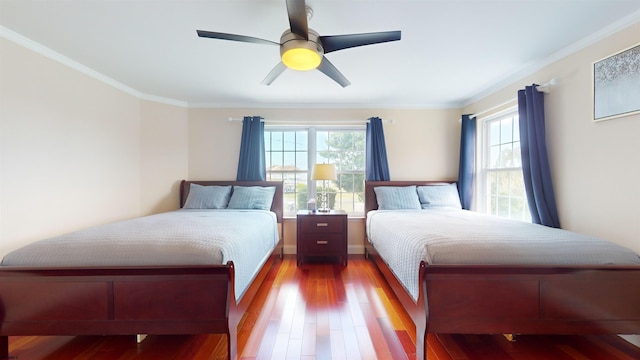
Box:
[510,196,526,220]
[489,121,500,146]
[266,127,365,217]
[513,142,522,167]
[316,153,330,164]
[481,111,530,221]
[317,131,329,151]
[489,145,499,168]
[265,129,309,216]
[497,196,510,217]
[296,131,308,151]
[269,151,284,167]
[319,130,366,215]
[282,131,295,151]
[509,170,525,196]
[299,152,309,171]
[270,132,282,151]
[264,132,272,152]
[500,118,513,143]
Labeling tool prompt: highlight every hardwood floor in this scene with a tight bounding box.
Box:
[6,255,640,359]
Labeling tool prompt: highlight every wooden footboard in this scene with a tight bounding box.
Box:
[0,252,278,360]
[420,264,640,357]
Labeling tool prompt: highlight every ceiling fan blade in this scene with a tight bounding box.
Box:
[286,0,308,39]
[320,31,401,54]
[197,30,279,46]
[261,62,288,85]
[317,58,351,88]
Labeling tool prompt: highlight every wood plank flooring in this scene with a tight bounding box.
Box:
[6,255,640,359]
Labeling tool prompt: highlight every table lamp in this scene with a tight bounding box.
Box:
[311,164,337,212]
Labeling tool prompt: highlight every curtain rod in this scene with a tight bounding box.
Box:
[227,117,395,124]
[467,78,558,119]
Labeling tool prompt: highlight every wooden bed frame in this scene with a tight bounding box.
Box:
[364,181,640,360]
[0,180,284,360]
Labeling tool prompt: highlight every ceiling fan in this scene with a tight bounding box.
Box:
[196,0,401,87]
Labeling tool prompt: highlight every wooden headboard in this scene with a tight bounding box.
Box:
[179,180,284,223]
[364,180,457,214]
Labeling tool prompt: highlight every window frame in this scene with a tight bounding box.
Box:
[265,125,366,218]
[477,109,531,222]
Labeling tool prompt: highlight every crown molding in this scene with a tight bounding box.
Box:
[1,26,187,108]
[462,9,640,107]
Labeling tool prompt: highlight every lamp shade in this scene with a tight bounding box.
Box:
[311,164,337,181]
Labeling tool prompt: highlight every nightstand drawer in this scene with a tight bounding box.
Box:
[301,233,344,253]
[299,215,344,233]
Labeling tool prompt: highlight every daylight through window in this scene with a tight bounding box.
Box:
[478,111,531,222]
[265,126,366,217]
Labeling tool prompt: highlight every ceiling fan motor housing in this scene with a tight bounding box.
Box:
[280,29,324,71]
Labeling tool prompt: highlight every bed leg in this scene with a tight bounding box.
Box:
[136,334,148,343]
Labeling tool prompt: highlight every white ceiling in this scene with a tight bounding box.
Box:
[1,0,639,108]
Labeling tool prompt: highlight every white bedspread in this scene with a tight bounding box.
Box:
[1,209,279,301]
[367,209,640,302]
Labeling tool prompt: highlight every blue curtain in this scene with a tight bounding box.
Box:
[236,116,266,181]
[365,117,390,181]
[458,114,476,210]
[518,85,560,228]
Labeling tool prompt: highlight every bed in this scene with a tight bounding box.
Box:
[364,180,640,360]
[0,180,284,360]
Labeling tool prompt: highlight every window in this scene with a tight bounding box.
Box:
[265,126,366,217]
[478,110,531,222]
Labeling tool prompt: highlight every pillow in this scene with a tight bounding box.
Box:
[183,184,232,209]
[373,186,421,210]
[417,183,462,209]
[227,186,276,210]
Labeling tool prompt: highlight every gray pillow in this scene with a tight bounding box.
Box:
[374,186,421,210]
[417,183,462,209]
[227,186,276,210]
[183,184,232,209]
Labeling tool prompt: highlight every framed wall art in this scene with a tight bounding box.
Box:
[592,42,640,122]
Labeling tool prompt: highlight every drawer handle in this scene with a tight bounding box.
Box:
[316,240,329,245]
[316,223,329,227]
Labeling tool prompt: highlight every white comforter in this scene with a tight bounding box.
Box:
[367,209,640,301]
[2,209,279,301]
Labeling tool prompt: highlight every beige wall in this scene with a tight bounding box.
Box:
[140,100,189,214]
[463,22,640,255]
[0,38,189,257]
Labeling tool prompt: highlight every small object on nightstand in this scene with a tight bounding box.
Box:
[307,198,316,212]
[296,210,347,266]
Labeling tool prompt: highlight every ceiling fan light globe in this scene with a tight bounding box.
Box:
[282,48,322,71]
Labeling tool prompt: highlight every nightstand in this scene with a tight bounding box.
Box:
[296,210,348,266]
